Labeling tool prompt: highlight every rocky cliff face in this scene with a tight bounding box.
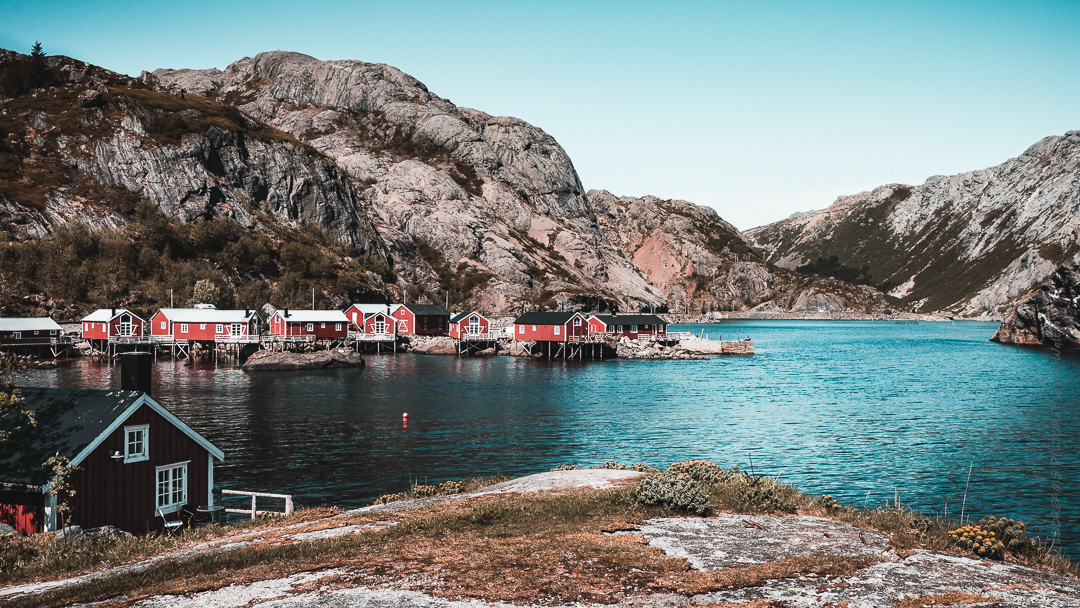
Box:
[0,52,385,257]
[154,52,664,312]
[745,133,1080,317]
[590,190,896,314]
[991,254,1080,347]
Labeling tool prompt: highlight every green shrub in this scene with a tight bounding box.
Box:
[635,473,710,515]
[666,460,734,484]
[549,464,579,472]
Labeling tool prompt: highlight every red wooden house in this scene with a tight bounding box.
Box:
[0,387,224,535]
[268,309,349,339]
[0,318,63,344]
[449,311,491,339]
[587,314,668,340]
[392,304,450,335]
[358,310,396,338]
[512,312,590,342]
[345,304,400,332]
[82,309,144,340]
[149,306,260,342]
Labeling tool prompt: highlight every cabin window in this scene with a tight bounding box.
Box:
[468,318,479,334]
[532,325,537,331]
[160,321,167,330]
[216,324,223,333]
[232,323,243,336]
[34,331,39,335]
[50,330,57,335]
[631,325,638,332]
[12,332,20,340]
[554,326,561,335]
[124,424,149,463]
[616,325,622,332]
[374,319,385,334]
[352,312,358,323]
[156,462,188,512]
[573,318,581,326]
[180,324,188,334]
[643,324,650,330]
[320,323,326,328]
[200,324,206,330]
[335,323,342,331]
[659,325,665,332]
[307,323,314,331]
[120,315,132,336]
[518,326,524,334]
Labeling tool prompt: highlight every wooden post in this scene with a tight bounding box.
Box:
[251,495,257,520]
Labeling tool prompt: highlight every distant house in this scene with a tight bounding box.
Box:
[588,314,668,340]
[357,310,397,339]
[392,304,451,335]
[268,309,349,340]
[345,303,401,332]
[449,311,491,339]
[0,318,63,344]
[0,387,224,535]
[82,309,144,340]
[511,312,590,342]
[149,305,260,342]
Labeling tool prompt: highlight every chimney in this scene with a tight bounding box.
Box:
[111,307,116,317]
[284,307,289,318]
[119,352,153,397]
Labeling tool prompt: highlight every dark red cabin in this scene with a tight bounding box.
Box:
[268,309,349,339]
[0,388,224,535]
[0,318,63,344]
[587,314,668,340]
[81,309,144,340]
[392,304,450,335]
[345,304,397,332]
[511,312,589,342]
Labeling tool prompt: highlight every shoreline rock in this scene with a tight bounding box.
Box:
[991,254,1080,347]
[241,349,365,371]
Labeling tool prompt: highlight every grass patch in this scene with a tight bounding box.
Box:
[892,590,989,607]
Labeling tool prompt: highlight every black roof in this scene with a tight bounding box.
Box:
[513,312,584,325]
[402,304,451,316]
[591,314,667,326]
[0,388,144,486]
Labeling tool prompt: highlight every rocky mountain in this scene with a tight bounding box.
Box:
[745,132,1080,317]
[590,190,896,314]
[991,253,1080,347]
[153,52,664,312]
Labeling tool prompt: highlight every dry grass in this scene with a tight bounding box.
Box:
[0,507,341,586]
[4,488,877,608]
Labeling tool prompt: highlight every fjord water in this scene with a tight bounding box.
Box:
[21,321,1080,558]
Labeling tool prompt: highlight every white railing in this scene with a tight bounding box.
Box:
[262,334,317,343]
[460,332,493,340]
[221,489,294,520]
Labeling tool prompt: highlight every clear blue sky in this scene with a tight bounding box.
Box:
[3,0,1078,229]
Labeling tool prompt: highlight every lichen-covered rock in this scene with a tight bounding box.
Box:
[991,254,1080,346]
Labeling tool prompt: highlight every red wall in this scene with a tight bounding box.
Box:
[588,319,666,340]
[0,329,60,343]
[0,490,43,535]
[362,313,395,336]
[268,316,347,338]
[514,315,588,342]
[392,308,414,334]
[68,405,212,534]
[83,315,144,340]
[150,312,258,341]
[449,314,490,338]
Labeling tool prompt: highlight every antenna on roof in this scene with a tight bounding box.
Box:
[312,288,315,310]
[170,289,173,308]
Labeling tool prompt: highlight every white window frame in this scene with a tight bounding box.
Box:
[554,325,561,335]
[335,323,342,331]
[216,324,223,333]
[124,424,149,463]
[631,325,638,332]
[160,321,167,330]
[616,325,622,332]
[320,323,326,328]
[180,324,188,333]
[156,461,189,513]
[12,332,19,340]
[200,323,206,330]
[518,325,524,334]
[573,318,581,326]
[532,325,537,331]
[306,323,314,331]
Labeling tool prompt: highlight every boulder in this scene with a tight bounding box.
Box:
[77,89,104,108]
[55,525,87,543]
[242,349,365,371]
[991,254,1080,347]
[0,523,20,537]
